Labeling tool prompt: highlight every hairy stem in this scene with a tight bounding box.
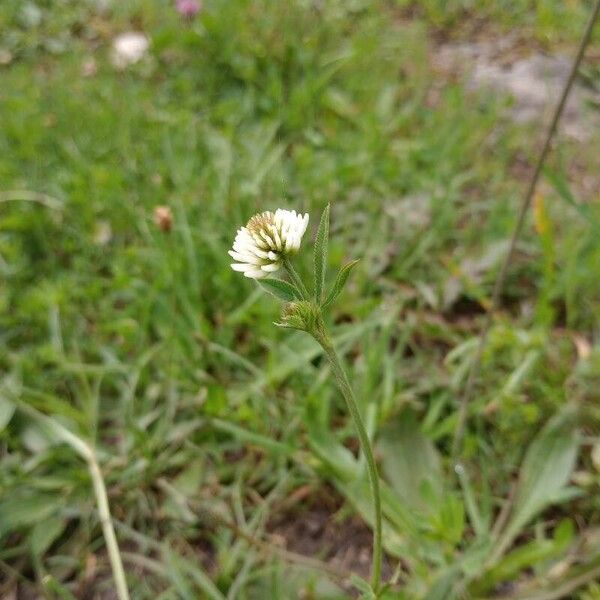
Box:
[313,326,383,594]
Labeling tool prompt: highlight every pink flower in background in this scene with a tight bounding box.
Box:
[176,0,201,18]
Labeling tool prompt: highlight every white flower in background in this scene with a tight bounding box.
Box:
[111,32,149,69]
[229,209,309,279]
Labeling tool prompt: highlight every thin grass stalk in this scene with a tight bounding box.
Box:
[14,402,130,600]
[88,457,131,600]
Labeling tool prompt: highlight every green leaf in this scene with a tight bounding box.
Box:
[0,394,15,431]
[491,411,579,563]
[338,476,417,556]
[257,278,300,302]
[435,492,465,544]
[349,574,373,597]
[322,260,359,309]
[377,409,442,510]
[29,517,67,557]
[164,547,226,600]
[41,576,78,600]
[172,459,204,496]
[164,549,196,600]
[426,567,462,600]
[313,204,330,303]
[211,418,295,456]
[509,414,578,532]
[0,493,61,538]
[304,396,357,481]
[472,520,574,595]
[456,464,488,538]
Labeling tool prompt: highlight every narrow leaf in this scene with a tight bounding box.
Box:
[0,493,61,537]
[378,409,442,511]
[0,395,15,431]
[482,533,572,592]
[322,260,359,308]
[471,522,574,595]
[257,278,300,302]
[509,414,578,535]
[313,204,330,302]
[164,547,226,600]
[30,517,67,557]
[456,464,488,538]
[164,549,197,600]
[348,574,372,596]
[211,418,295,456]
[490,411,579,564]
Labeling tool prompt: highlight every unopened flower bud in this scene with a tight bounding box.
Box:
[154,205,173,233]
[277,301,321,334]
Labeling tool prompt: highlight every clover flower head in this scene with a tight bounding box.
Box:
[111,32,149,69]
[176,0,202,18]
[229,209,309,279]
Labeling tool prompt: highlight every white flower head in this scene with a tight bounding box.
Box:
[111,32,149,69]
[229,209,309,279]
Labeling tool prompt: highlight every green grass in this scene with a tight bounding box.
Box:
[396,0,597,43]
[1,1,600,598]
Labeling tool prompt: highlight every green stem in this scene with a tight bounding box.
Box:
[15,402,130,600]
[283,258,310,300]
[88,457,130,600]
[313,325,383,595]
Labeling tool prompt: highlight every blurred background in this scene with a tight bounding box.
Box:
[1,1,600,598]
